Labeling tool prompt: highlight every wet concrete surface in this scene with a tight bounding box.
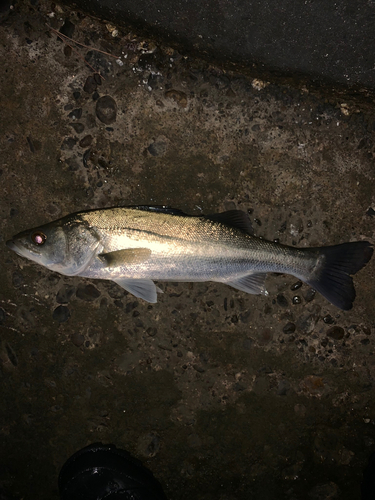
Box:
[1,2,375,499]
[65,0,375,90]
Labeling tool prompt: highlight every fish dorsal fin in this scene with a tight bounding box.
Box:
[99,248,151,268]
[205,210,253,235]
[113,278,162,303]
[225,273,268,295]
[131,206,189,216]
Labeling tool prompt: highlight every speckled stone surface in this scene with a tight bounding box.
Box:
[65,0,375,90]
[1,2,375,499]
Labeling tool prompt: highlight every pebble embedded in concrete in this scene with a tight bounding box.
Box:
[95,95,117,124]
[52,305,71,323]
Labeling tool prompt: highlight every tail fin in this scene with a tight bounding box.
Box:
[306,241,373,310]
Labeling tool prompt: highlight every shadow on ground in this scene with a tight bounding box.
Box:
[0,2,375,499]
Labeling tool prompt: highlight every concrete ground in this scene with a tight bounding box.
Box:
[66,0,375,90]
[1,2,375,499]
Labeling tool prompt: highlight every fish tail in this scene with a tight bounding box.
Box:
[305,241,373,310]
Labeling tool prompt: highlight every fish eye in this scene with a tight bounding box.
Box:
[31,231,47,245]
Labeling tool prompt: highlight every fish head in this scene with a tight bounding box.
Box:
[6,217,101,276]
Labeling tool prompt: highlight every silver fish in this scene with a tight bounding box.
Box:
[6,206,373,309]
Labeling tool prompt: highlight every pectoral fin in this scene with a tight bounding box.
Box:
[113,278,162,303]
[99,248,151,268]
[224,273,268,295]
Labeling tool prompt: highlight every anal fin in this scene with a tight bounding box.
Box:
[224,273,268,295]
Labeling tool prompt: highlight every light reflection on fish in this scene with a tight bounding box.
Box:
[6,206,373,310]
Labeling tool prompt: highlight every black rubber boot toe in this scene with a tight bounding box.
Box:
[58,443,168,500]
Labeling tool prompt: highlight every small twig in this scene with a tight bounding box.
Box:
[47,24,120,59]
[48,25,106,78]
[0,300,17,307]
[4,326,20,333]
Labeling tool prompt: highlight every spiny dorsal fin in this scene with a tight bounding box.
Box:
[131,206,189,216]
[205,210,253,235]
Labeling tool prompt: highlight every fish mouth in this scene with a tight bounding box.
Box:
[6,239,30,258]
[6,239,19,253]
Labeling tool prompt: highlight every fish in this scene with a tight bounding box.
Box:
[6,206,373,310]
